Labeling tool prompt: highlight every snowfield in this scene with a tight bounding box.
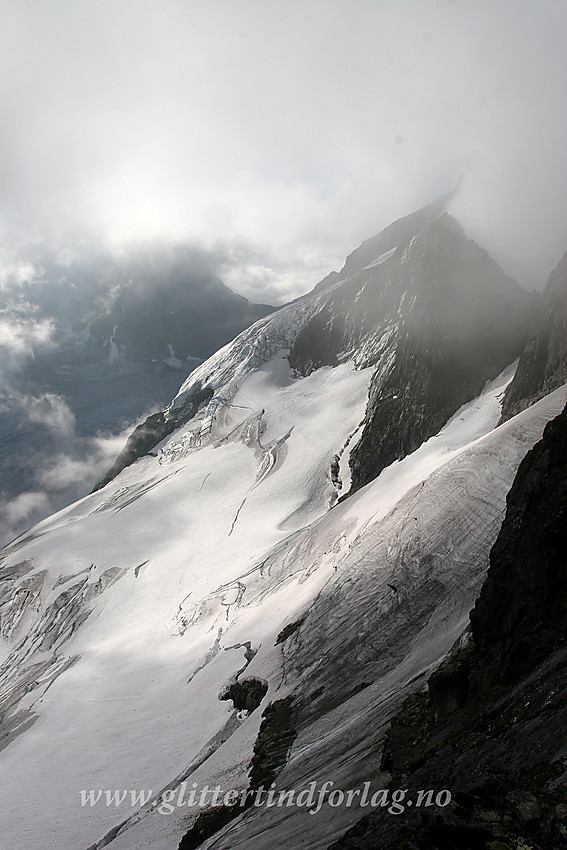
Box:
[0,204,561,849]
[0,331,565,848]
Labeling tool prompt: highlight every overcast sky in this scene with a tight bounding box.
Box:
[1,0,566,302]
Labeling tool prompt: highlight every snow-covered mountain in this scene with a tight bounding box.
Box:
[0,202,564,850]
[97,207,530,492]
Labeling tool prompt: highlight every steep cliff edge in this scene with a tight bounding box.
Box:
[470,401,567,686]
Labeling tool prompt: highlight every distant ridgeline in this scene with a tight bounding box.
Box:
[5,242,273,365]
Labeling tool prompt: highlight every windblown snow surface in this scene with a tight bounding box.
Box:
[1,321,565,850]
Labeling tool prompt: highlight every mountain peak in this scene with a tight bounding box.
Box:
[286,206,531,492]
[96,199,531,493]
[338,188,456,279]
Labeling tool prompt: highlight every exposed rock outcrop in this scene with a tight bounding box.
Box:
[92,381,214,489]
[501,250,567,420]
[248,697,298,791]
[177,697,297,850]
[347,215,531,492]
[470,401,567,685]
[290,213,531,493]
[220,678,268,713]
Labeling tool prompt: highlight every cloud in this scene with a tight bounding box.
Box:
[16,392,76,439]
[0,0,565,298]
[0,251,56,380]
[0,315,54,378]
[0,402,145,545]
[0,491,51,537]
[0,256,38,292]
[36,429,133,495]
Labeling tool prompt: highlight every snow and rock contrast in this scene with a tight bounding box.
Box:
[100,203,530,490]
[0,201,564,850]
[331,397,567,850]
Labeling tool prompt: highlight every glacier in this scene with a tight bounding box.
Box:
[0,203,563,849]
[0,348,564,848]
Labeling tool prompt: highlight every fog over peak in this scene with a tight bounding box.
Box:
[1,0,566,300]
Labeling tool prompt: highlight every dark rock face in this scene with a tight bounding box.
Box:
[288,305,347,374]
[470,401,567,686]
[178,804,243,850]
[248,697,297,791]
[275,618,304,645]
[427,646,472,721]
[220,678,268,713]
[339,190,454,280]
[347,215,531,492]
[306,191,455,302]
[92,382,214,490]
[501,250,567,421]
[330,402,567,850]
[177,697,297,850]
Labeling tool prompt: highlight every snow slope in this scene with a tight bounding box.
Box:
[0,353,371,848]
[0,330,565,848]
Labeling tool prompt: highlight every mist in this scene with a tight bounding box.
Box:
[2,0,567,541]
[0,0,566,300]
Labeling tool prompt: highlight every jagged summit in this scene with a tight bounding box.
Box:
[340,212,531,490]
[338,188,455,279]
[97,203,530,492]
[310,188,456,296]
